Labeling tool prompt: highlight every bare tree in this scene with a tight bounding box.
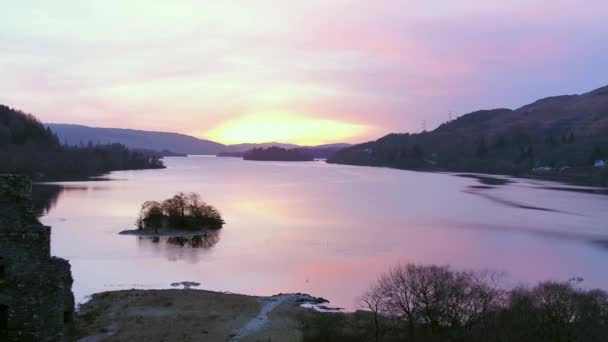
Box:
[360,285,387,342]
[139,193,224,231]
[376,264,423,339]
[363,263,503,340]
[137,201,163,233]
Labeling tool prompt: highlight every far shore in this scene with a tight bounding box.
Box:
[118,228,213,237]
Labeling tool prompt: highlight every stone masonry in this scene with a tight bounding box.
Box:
[0,175,74,341]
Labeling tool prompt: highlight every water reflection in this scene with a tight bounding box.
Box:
[32,183,112,217]
[166,233,220,248]
[38,157,608,309]
[136,230,221,262]
[31,184,64,217]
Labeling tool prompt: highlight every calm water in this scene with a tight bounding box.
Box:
[39,156,608,310]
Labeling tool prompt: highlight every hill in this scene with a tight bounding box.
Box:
[48,123,351,156]
[0,105,164,180]
[329,85,608,186]
[48,123,225,155]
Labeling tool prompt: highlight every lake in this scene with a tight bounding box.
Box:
[39,156,608,310]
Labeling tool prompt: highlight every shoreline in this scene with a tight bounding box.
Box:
[325,158,608,188]
[118,228,215,237]
[326,160,608,191]
[37,155,608,191]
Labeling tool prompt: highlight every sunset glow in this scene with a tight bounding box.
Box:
[205,113,367,145]
[1,1,607,144]
[3,1,608,337]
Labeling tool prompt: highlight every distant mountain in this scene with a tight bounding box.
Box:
[48,123,352,156]
[329,85,608,186]
[307,143,352,149]
[48,124,226,155]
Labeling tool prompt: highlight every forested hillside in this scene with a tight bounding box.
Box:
[0,105,164,180]
[329,85,608,186]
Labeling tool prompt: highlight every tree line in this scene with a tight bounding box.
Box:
[0,105,164,180]
[329,130,608,186]
[243,147,314,161]
[301,263,608,342]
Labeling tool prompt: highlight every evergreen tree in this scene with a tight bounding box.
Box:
[476,137,488,158]
[412,144,424,160]
[589,145,603,165]
[567,132,575,143]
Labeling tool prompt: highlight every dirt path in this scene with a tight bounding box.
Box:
[75,289,263,342]
[76,295,131,342]
[229,294,297,341]
[74,290,324,341]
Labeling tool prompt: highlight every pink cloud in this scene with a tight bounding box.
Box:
[1,1,607,141]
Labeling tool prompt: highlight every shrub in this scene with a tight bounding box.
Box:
[137,193,224,231]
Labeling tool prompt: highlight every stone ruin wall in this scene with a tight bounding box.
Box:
[0,175,74,342]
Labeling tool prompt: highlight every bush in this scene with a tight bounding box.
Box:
[137,193,224,231]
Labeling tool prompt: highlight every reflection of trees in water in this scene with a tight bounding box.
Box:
[137,230,221,262]
[144,231,221,249]
[31,184,110,217]
[31,184,64,217]
[166,233,220,248]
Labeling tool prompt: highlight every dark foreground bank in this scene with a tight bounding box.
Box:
[74,264,608,342]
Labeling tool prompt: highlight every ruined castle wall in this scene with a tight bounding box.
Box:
[0,175,74,342]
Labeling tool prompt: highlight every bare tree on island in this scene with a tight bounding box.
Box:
[137,192,224,232]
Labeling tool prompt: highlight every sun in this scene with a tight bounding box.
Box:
[202,112,368,145]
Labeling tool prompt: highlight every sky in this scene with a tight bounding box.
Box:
[1,0,607,145]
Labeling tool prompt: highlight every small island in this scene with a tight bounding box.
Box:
[243,146,314,161]
[120,192,224,236]
[216,151,245,158]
